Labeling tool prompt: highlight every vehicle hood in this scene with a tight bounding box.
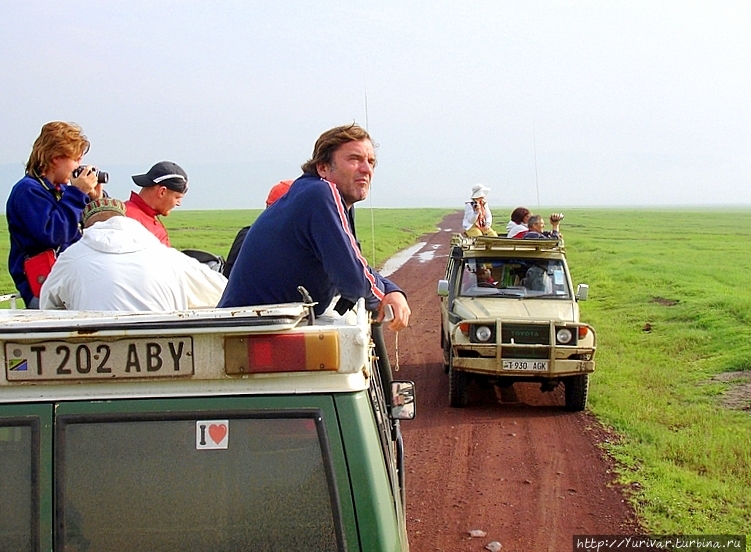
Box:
[453,297,578,322]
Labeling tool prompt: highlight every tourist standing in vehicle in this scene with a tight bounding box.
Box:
[219,123,410,331]
[6,121,102,308]
[125,161,188,246]
[505,206,530,238]
[463,184,497,237]
[222,179,293,278]
[518,213,564,239]
[40,198,227,311]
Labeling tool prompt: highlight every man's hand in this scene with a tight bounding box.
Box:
[549,213,564,232]
[379,291,411,331]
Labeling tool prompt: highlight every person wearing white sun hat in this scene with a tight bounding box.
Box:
[463,183,497,237]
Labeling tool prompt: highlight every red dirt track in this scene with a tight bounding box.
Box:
[382,212,640,552]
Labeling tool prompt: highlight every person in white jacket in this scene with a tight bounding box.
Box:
[462,184,497,237]
[40,198,227,311]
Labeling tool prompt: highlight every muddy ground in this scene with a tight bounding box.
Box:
[383,212,641,552]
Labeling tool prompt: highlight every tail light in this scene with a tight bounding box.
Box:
[224,332,340,374]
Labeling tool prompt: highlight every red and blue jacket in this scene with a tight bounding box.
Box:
[6,174,88,305]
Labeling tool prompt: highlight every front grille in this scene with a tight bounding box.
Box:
[501,323,550,345]
[502,346,550,359]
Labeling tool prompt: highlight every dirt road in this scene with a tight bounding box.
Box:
[383,212,639,552]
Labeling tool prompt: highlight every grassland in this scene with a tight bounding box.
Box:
[163,207,455,270]
[561,208,751,539]
[0,208,453,297]
[0,207,749,539]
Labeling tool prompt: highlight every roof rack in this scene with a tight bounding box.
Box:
[450,233,565,253]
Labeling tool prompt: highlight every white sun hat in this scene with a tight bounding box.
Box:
[470,184,490,199]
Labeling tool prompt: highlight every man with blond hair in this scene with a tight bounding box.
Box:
[6,121,102,307]
[220,124,410,331]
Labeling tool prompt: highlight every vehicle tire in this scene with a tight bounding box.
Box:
[442,340,451,374]
[564,374,589,412]
[448,349,469,407]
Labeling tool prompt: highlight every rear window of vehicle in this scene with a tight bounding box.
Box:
[57,412,343,551]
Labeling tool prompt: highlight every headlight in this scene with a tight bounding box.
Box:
[556,328,573,344]
[475,325,493,342]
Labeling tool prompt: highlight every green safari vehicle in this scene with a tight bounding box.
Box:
[0,301,414,551]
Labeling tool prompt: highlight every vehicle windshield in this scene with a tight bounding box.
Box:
[459,257,571,299]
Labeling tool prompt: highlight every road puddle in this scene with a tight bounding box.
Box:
[380,242,427,277]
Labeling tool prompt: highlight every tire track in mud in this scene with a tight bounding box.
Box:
[382,212,640,552]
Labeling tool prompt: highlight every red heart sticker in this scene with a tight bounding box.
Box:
[208,423,227,444]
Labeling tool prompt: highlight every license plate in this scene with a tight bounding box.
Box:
[5,337,194,381]
[502,359,548,372]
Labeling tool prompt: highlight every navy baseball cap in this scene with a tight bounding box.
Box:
[132,161,188,193]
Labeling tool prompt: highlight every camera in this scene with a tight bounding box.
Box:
[72,165,109,184]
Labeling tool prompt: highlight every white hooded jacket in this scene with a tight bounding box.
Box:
[40,216,227,311]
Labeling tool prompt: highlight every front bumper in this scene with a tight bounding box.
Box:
[452,353,594,377]
[449,319,597,378]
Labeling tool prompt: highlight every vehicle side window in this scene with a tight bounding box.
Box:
[0,422,35,552]
[460,262,478,293]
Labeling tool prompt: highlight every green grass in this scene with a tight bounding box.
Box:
[0,208,453,301]
[1,207,750,539]
[163,207,454,270]
[561,208,751,539]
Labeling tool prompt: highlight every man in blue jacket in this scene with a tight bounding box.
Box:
[219,124,411,331]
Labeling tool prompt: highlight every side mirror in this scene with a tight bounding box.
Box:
[576,283,589,301]
[391,381,416,420]
[437,280,449,297]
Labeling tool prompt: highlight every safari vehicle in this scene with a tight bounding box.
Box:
[0,300,413,551]
[437,234,596,411]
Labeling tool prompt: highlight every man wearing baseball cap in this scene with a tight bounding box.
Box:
[125,161,189,246]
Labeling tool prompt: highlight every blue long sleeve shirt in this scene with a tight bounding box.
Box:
[6,174,88,304]
[218,173,402,315]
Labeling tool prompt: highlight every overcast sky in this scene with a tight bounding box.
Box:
[1,1,749,210]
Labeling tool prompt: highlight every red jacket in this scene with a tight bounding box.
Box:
[124,191,170,246]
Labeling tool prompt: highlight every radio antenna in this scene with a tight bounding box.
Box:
[533,121,541,210]
[364,80,370,131]
[364,79,377,265]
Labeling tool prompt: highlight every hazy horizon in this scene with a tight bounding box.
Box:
[2,2,749,210]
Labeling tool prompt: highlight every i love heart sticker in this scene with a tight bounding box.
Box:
[196,420,229,450]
